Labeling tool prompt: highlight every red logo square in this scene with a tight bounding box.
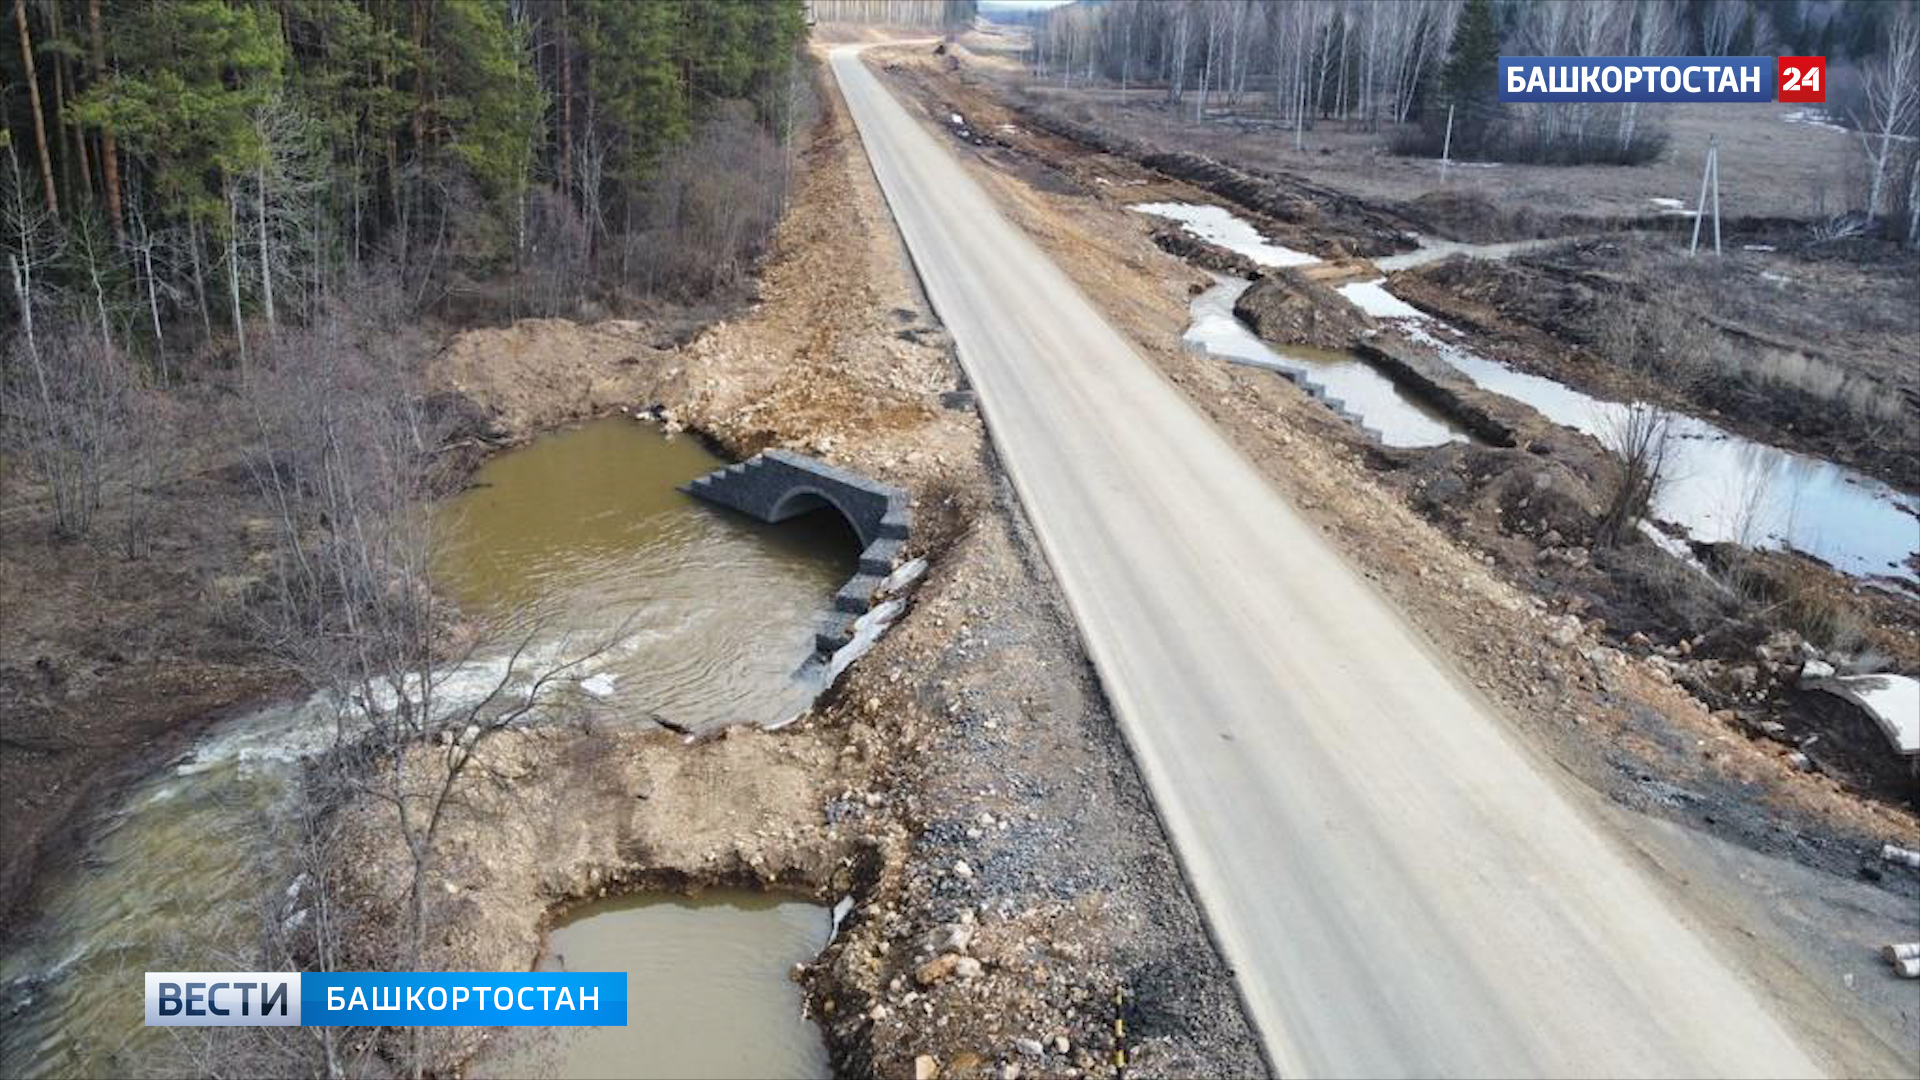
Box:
[1778,56,1826,103]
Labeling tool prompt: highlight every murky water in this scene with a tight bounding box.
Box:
[434,419,857,733]
[1131,201,1468,449]
[0,420,856,1078]
[476,892,832,1080]
[0,685,357,1080]
[1186,275,1467,448]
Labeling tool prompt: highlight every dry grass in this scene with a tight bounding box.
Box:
[997,75,1869,223]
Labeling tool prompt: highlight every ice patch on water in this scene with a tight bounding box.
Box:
[1337,279,1429,320]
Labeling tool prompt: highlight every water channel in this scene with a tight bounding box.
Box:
[1132,200,1919,583]
[1186,274,1468,448]
[0,420,854,1078]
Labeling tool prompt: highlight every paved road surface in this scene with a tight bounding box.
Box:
[829,47,1820,1079]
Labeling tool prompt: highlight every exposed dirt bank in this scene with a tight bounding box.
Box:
[870,42,1920,1077]
[0,387,297,940]
[334,53,1263,1080]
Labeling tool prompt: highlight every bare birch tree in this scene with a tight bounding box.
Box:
[1857,7,1920,224]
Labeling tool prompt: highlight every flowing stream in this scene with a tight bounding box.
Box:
[1132,199,1918,582]
[0,419,855,1078]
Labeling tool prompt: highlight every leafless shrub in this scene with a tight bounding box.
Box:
[1723,549,1868,654]
[1597,403,1673,547]
[236,279,623,1078]
[0,324,159,541]
[1593,291,1716,397]
[1854,6,1920,225]
[145,796,375,1080]
[514,185,592,318]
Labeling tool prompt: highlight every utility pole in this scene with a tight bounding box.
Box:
[1689,135,1722,257]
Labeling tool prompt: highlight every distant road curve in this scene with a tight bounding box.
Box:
[829,45,1821,1079]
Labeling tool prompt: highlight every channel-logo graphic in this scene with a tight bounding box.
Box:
[1499,56,1825,103]
[145,972,627,1027]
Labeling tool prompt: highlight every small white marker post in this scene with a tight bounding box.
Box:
[1710,136,1723,255]
[1441,103,1455,183]
[1689,135,1722,257]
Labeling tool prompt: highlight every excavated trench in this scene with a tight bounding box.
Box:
[1139,200,1920,584]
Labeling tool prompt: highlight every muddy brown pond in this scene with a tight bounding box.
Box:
[437,418,858,731]
[0,419,854,1078]
[476,892,832,1079]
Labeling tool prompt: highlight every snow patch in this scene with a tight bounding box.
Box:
[1337,279,1429,320]
[1782,108,1848,134]
[1128,202,1319,268]
[1818,674,1920,755]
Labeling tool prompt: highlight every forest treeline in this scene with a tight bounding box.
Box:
[1028,0,1920,177]
[4,0,810,365]
[812,0,975,28]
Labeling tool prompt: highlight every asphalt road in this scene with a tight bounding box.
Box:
[829,47,1821,1079]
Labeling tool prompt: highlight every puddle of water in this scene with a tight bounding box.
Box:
[435,419,859,733]
[1,420,857,1078]
[1129,202,1319,267]
[1391,319,1920,582]
[1186,276,1466,448]
[475,892,831,1080]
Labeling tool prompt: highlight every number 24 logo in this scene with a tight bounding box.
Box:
[1777,56,1826,103]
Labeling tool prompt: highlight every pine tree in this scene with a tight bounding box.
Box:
[426,0,540,202]
[1439,0,1501,152]
[73,0,285,223]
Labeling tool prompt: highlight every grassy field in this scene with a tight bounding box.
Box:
[992,76,1871,226]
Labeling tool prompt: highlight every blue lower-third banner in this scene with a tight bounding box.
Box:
[145,972,628,1027]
